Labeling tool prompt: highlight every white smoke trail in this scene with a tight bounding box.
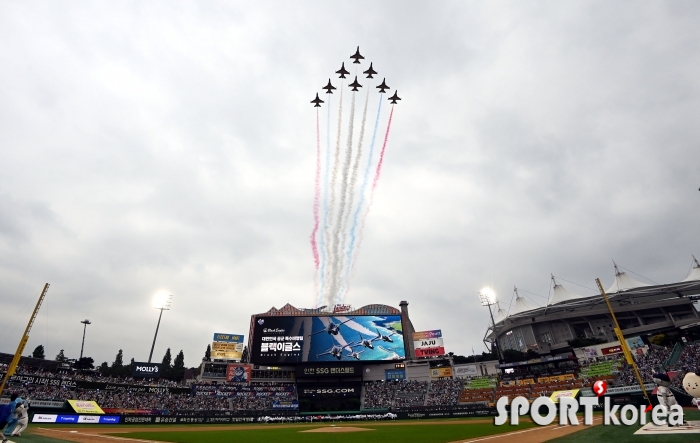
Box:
[337,85,370,302]
[328,90,357,306]
[322,84,343,305]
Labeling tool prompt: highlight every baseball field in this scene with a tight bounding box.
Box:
[9,410,700,443]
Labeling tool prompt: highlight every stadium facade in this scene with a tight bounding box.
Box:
[486,261,700,355]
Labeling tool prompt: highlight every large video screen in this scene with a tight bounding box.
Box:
[251,315,405,363]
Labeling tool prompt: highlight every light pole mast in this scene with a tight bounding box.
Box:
[479,288,503,362]
[79,319,91,360]
[148,294,172,363]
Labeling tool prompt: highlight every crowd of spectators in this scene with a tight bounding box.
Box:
[362,381,397,409]
[617,346,672,386]
[425,379,462,406]
[74,389,229,411]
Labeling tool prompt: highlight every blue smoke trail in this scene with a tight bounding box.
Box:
[317,95,332,307]
[340,97,383,295]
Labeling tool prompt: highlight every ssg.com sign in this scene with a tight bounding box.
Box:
[495,396,683,427]
[132,362,161,378]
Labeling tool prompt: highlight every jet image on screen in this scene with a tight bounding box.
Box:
[251,315,405,364]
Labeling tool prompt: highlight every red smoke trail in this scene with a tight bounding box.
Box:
[310,109,321,269]
[372,105,394,190]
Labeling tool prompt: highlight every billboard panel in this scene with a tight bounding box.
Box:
[212,342,244,360]
[213,333,245,343]
[415,346,446,358]
[296,363,361,378]
[385,369,406,380]
[454,364,478,378]
[67,400,105,414]
[251,315,405,363]
[430,367,453,378]
[414,338,444,349]
[226,364,252,383]
[132,362,161,378]
[413,330,442,341]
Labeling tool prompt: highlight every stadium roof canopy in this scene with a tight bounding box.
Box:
[254,303,400,317]
[496,257,700,322]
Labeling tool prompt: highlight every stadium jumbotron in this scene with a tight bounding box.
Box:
[486,259,700,356]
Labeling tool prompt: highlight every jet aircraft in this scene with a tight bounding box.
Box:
[345,348,366,360]
[349,76,362,91]
[388,91,401,104]
[316,344,347,360]
[336,62,350,79]
[363,63,377,79]
[376,328,397,342]
[322,79,336,94]
[308,317,356,336]
[349,331,381,350]
[311,93,324,107]
[350,46,364,64]
[376,78,390,93]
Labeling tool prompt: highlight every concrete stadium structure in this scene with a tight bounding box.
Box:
[486,259,700,355]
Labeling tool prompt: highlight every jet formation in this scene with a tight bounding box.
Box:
[311,47,401,107]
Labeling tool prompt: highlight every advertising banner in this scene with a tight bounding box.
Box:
[626,336,645,349]
[67,400,105,415]
[430,367,453,378]
[131,362,162,378]
[226,364,252,383]
[251,315,405,363]
[454,365,479,378]
[413,338,444,349]
[385,369,406,380]
[601,345,623,355]
[213,333,245,343]
[272,400,299,409]
[28,400,65,408]
[299,385,360,396]
[296,363,362,378]
[31,414,120,424]
[415,346,446,358]
[550,389,580,403]
[582,347,598,358]
[413,330,442,341]
[212,342,244,360]
[580,383,655,397]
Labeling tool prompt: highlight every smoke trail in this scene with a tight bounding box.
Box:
[328,90,357,306]
[372,105,395,190]
[317,93,332,307]
[340,96,383,299]
[322,84,344,304]
[336,85,370,302]
[310,109,321,270]
[342,104,394,296]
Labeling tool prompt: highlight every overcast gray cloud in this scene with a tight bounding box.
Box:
[1,1,699,367]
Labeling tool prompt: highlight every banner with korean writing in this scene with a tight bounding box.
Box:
[251,315,405,363]
[212,341,244,360]
[413,330,442,341]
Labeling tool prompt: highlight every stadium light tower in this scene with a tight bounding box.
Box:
[79,319,91,360]
[478,287,502,361]
[148,292,172,363]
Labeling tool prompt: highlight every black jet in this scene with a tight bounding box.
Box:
[388,91,401,104]
[363,63,377,79]
[350,46,364,64]
[376,78,390,93]
[308,317,355,337]
[322,79,336,94]
[311,93,324,107]
[349,76,362,91]
[336,62,350,79]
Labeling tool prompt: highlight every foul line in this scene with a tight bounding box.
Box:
[37,428,159,443]
[457,417,602,443]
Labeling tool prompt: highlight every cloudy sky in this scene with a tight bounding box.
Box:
[1,1,699,368]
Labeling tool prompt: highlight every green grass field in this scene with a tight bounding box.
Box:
[114,422,534,443]
[548,409,700,443]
